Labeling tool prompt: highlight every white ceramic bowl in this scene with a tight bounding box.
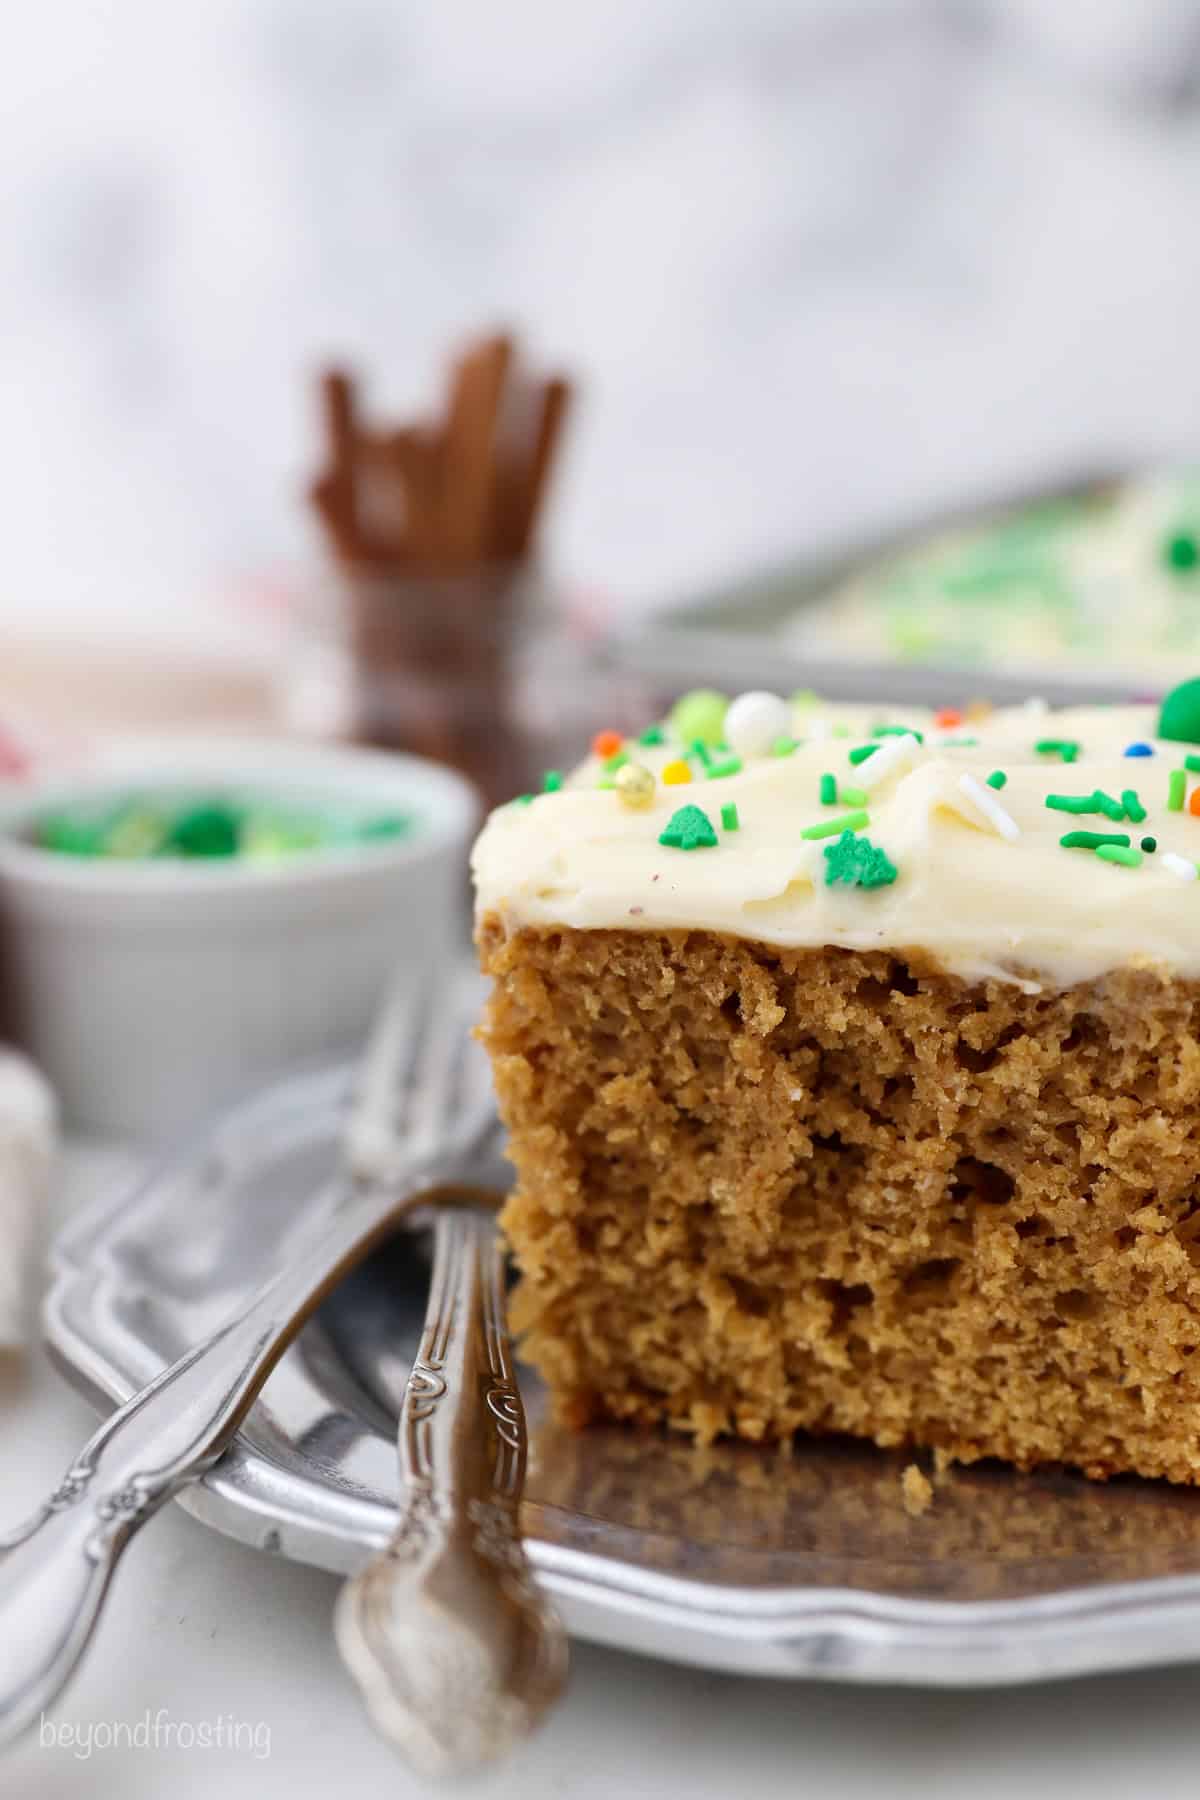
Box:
[0,737,479,1139]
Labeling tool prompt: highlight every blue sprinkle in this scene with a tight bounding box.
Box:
[1123,742,1154,757]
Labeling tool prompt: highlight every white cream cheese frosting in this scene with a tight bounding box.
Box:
[471,692,1200,988]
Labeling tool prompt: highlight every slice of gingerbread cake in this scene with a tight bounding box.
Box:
[473,681,1200,1483]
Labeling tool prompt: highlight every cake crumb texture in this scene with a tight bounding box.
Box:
[901,1463,934,1517]
[478,919,1200,1484]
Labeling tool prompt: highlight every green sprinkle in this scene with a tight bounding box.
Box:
[1141,835,1158,853]
[668,690,728,749]
[241,818,319,860]
[596,777,616,790]
[706,757,743,780]
[831,723,851,739]
[1045,793,1099,815]
[1044,789,1126,821]
[37,795,412,863]
[1060,831,1131,850]
[985,770,1007,790]
[823,829,898,890]
[1160,678,1200,745]
[357,815,413,844]
[1095,844,1143,868]
[819,773,838,806]
[637,724,666,746]
[721,802,740,832]
[801,809,870,841]
[105,807,169,858]
[658,804,718,851]
[871,724,925,743]
[1035,738,1081,763]
[166,806,239,858]
[603,749,630,774]
[39,815,107,856]
[1169,768,1187,811]
[772,736,798,757]
[841,784,869,807]
[940,736,980,747]
[1185,755,1200,774]
[542,770,563,793]
[848,744,879,766]
[1164,529,1199,574]
[688,739,714,769]
[512,794,535,806]
[1120,788,1146,823]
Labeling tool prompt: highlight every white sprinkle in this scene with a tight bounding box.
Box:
[1022,695,1049,715]
[1162,852,1198,882]
[956,772,1020,841]
[855,732,922,792]
[807,716,831,742]
[724,690,793,758]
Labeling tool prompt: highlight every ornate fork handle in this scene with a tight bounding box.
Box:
[335,1197,568,1775]
[0,1162,436,1748]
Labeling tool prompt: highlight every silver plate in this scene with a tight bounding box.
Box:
[43,1063,1200,1687]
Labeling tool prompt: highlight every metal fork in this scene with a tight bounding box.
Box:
[335,1184,569,1775]
[0,972,492,1749]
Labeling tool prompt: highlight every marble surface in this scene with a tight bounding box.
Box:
[6,1146,1200,1796]
[7,0,1200,652]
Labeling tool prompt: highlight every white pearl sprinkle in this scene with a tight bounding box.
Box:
[724,690,792,758]
[956,772,1020,842]
[1162,852,1198,881]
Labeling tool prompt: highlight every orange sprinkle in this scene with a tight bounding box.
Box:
[934,707,963,729]
[592,729,624,760]
[662,759,692,786]
[1189,787,1200,819]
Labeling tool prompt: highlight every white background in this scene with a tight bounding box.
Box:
[7,0,1200,637]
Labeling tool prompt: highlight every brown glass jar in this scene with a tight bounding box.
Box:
[284,562,648,814]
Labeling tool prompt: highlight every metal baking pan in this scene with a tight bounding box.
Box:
[621,468,1154,708]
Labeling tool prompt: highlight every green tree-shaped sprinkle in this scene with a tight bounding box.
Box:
[658,804,719,850]
[823,829,898,890]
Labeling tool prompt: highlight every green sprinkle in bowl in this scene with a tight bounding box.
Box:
[0,737,478,1136]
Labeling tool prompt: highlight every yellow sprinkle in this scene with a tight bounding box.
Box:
[614,761,655,809]
[662,760,692,786]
